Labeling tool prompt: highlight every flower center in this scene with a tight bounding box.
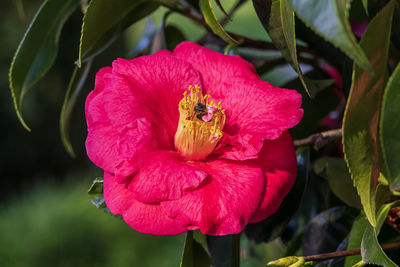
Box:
[174,85,226,160]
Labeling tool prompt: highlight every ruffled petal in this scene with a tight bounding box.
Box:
[85,67,118,172]
[161,160,264,235]
[173,41,259,90]
[248,132,297,222]
[128,151,207,203]
[102,54,203,149]
[212,78,303,160]
[103,172,186,235]
[113,118,158,183]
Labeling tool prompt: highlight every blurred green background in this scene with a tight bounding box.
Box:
[0,0,290,266]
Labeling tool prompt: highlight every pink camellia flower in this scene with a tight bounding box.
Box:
[85,41,303,235]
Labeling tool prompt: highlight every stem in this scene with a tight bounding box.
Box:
[303,242,400,262]
[293,128,342,150]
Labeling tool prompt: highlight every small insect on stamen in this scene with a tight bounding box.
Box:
[194,103,208,121]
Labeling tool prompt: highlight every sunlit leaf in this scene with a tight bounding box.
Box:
[199,0,239,45]
[60,61,92,157]
[180,231,211,267]
[252,0,310,95]
[9,0,80,130]
[288,0,372,72]
[361,202,399,267]
[78,0,159,65]
[342,0,395,227]
[380,63,400,193]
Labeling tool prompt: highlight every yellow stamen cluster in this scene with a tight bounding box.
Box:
[174,85,226,160]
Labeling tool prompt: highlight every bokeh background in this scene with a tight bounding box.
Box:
[0,0,294,266]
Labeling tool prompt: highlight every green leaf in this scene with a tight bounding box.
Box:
[361,224,397,267]
[180,231,211,267]
[342,0,395,227]
[252,0,310,96]
[314,157,362,209]
[60,61,92,157]
[207,234,240,267]
[344,214,369,267]
[9,0,80,130]
[245,147,309,243]
[79,0,159,65]
[380,63,400,192]
[87,177,120,217]
[288,0,372,72]
[199,0,239,45]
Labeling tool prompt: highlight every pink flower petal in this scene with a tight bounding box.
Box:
[248,132,297,222]
[104,172,187,235]
[85,67,118,172]
[102,54,203,148]
[213,78,303,160]
[161,160,264,235]
[173,41,259,89]
[128,151,207,203]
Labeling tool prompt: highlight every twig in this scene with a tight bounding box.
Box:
[303,241,400,262]
[293,128,342,150]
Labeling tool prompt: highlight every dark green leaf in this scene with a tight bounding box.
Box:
[165,25,186,50]
[302,77,336,98]
[288,0,372,72]
[199,0,239,45]
[207,234,240,267]
[314,157,362,209]
[87,177,120,217]
[342,0,395,227]
[79,0,159,65]
[9,0,80,130]
[252,0,311,95]
[245,147,309,243]
[180,231,211,267]
[60,61,92,157]
[380,63,400,192]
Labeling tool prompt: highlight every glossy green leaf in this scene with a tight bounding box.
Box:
[199,0,239,45]
[180,231,211,267]
[78,0,159,65]
[207,235,240,267]
[361,202,399,267]
[380,63,400,192]
[245,147,309,243]
[9,0,80,130]
[314,157,362,209]
[288,0,372,72]
[60,61,92,157]
[342,0,395,227]
[252,0,310,95]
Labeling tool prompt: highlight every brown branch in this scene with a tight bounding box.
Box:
[303,242,400,262]
[293,128,342,150]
